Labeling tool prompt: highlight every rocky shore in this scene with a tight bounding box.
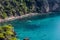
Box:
[0,13,40,23]
[1,12,60,23]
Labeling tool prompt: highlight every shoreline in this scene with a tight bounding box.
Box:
[0,12,55,23]
[0,13,40,23]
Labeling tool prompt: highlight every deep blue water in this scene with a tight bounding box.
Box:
[2,13,60,40]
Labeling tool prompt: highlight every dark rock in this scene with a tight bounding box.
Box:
[23,38,29,40]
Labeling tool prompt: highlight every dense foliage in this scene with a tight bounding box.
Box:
[0,24,17,40]
[0,0,36,19]
[0,0,60,19]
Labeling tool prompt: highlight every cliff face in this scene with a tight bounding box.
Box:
[0,0,60,19]
[35,0,60,12]
[48,0,60,12]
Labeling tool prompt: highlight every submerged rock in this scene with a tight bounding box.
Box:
[25,24,40,30]
[23,38,29,40]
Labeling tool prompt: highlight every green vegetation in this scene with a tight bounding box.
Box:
[0,24,18,40]
[0,0,43,19]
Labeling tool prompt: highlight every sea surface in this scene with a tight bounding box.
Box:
[1,13,60,40]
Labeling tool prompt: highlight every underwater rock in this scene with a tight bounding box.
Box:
[23,38,29,40]
[27,20,32,23]
[25,24,40,30]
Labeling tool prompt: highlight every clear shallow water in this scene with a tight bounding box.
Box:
[3,15,60,40]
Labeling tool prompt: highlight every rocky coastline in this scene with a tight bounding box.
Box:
[0,12,53,23]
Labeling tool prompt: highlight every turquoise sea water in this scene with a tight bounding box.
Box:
[2,13,60,40]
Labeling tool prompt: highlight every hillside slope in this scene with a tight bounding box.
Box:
[0,0,60,19]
